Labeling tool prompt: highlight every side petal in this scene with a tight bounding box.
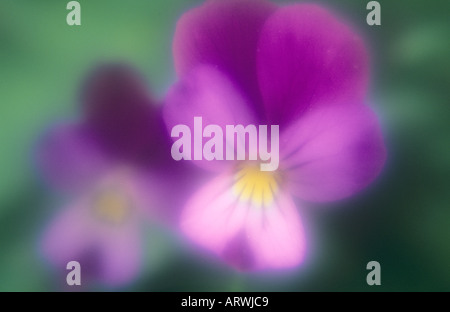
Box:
[173,0,276,116]
[246,191,307,269]
[36,123,109,191]
[257,4,369,126]
[163,66,256,172]
[281,103,386,202]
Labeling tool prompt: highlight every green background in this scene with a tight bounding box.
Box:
[0,0,449,291]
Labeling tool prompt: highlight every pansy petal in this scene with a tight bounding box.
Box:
[281,103,386,202]
[180,173,306,271]
[82,64,162,163]
[37,123,109,191]
[246,191,306,269]
[257,4,369,126]
[41,198,94,269]
[173,0,276,116]
[95,221,141,286]
[42,187,143,286]
[180,173,248,254]
[164,66,256,172]
[133,161,207,224]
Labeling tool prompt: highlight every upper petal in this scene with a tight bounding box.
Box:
[257,4,369,126]
[81,64,163,163]
[173,0,276,117]
[280,102,386,202]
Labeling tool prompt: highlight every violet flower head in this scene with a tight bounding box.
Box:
[38,64,166,286]
[164,0,386,270]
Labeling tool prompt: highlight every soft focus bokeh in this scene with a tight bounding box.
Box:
[0,0,449,291]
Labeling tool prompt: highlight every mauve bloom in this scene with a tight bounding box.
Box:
[164,0,386,270]
[38,64,168,286]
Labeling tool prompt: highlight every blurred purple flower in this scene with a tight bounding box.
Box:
[38,64,170,286]
[164,0,386,270]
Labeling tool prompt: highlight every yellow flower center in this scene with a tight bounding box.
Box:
[233,165,280,207]
[93,189,131,225]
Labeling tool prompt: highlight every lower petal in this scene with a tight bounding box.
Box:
[180,173,306,270]
[41,188,143,286]
[41,199,94,269]
[96,222,142,286]
[180,173,248,254]
[246,191,306,269]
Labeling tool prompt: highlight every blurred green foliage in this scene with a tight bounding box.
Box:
[0,0,449,291]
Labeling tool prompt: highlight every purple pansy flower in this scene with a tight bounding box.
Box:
[38,64,169,286]
[164,0,386,270]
